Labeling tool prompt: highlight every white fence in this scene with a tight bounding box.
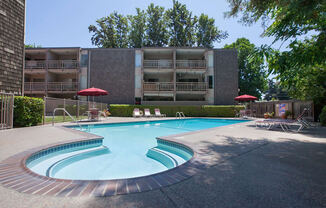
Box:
[0,93,14,130]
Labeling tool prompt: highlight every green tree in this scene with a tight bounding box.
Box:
[88,12,129,48]
[166,0,197,46]
[145,3,168,47]
[128,8,146,48]
[196,14,228,48]
[224,38,268,99]
[25,44,41,48]
[225,0,326,103]
[264,79,290,101]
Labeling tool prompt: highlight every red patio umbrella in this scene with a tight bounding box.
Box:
[77,87,108,108]
[234,94,258,102]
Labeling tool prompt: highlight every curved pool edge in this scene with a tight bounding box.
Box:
[0,126,204,197]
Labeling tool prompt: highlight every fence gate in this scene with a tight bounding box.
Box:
[0,93,14,130]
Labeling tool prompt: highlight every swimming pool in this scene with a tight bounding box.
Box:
[27,118,247,180]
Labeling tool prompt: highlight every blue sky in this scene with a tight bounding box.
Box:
[25,0,282,49]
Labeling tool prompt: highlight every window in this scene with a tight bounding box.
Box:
[80,54,88,67]
[208,76,213,89]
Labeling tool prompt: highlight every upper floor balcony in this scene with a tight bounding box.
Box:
[176,60,206,71]
[24,82,79,94]
[143,82,208,93]
[143,60,174,72]
[25,60,79,74]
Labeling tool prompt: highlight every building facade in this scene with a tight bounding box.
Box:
[24,47,238,105]
[0,0,25,94]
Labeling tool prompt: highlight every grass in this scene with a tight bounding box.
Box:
[44,115,88,124]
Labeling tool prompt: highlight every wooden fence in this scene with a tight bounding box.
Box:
[250,100,314,120]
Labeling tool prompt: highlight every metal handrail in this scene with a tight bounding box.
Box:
[52,108,82,130]
[176,112,185,119]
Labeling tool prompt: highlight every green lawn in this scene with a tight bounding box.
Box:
[44,115,88,124]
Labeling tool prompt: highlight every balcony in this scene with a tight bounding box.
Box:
[24,82,46,93]
[143,82,174,91]
[176,60,206,71]
[176,82,207,92]
[143,82,208,93]
[25,60,79,73]
[143,60,173,72]
[24,82,78,94]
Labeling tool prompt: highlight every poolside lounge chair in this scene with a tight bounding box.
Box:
[133,108,142,117]
[144,108,152,118]
[89,108,99,121]
[154,108,166,117]
[255,108,311,132]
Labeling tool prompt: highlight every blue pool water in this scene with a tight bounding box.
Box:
[28,118,247,180]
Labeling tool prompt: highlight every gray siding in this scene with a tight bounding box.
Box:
[0,0,25,94]
[214,49,238,105]
[89,49,135,104]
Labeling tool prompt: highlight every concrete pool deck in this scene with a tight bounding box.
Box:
[0,117,325,208]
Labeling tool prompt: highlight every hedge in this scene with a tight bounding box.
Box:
[109,105,245,117]
[13,96,44,127]
[320,105,326,126]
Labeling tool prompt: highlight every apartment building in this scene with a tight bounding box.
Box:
[0,0,25,94]
[24,47,238,105]
[24,47,81,98]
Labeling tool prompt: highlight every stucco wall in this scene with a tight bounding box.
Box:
[0,0,25,94]
[214,49,238,105]
[89,48,135,104]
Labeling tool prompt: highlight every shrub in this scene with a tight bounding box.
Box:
[13,96,44,127]
[320,105,326,126]
[109,105,244,117]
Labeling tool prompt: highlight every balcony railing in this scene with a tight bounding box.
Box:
[25,61,47,69]
[143,82,174,91]
[24,82,78,93]
[176,82,207,91]
[47,82,79,92]
[143,60,173,69]
[25,60,79,70]
[176,60,206,69]
[24,82,46,92]
[48,60,79,69]
[143,82,207,92]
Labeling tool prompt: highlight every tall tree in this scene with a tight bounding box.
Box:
[166,0,197,46]
[145,3,168,47]
[264,79,290,101]
[224,38,268,99]
[128,8,146,48]
[196,14,228,48]
[88,12,129,48]
[225,0,326,103]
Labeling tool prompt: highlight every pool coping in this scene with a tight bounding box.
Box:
[0,118,251,197]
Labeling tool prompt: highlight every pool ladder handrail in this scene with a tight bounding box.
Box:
[52,108,83,130]
[176,112,185,119]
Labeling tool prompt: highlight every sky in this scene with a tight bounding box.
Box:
[25,0,284,49]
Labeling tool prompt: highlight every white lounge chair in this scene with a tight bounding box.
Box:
[133,108,141,117]
[154,108,166,117]
[144,108,152,118]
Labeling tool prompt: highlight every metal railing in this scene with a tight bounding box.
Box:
[48,60,79,69]
[52,108,82,130]
[24,82,78,93]
[24,82,46,92]
[143,82,174,91]
[47,82,78,92]
[176,82,208,91]
[25,60,47,69]
[176,112,185,119]
[25,60,79,70]
[143,60,173,69]
[143,82,208,92]
[0,93,14,130]
[176,60,206,69]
